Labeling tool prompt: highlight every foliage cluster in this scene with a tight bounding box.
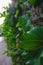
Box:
[1,0,43,65]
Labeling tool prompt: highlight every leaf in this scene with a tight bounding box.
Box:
[20,27,43,50]
[18,14,31,31]
[29,0,36,6]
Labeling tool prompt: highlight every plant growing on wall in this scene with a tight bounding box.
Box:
[1,0,43,65]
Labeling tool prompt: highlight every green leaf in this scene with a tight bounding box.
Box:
[18,14,31,31]
[20,27,43,50]
[29,0,37,6]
